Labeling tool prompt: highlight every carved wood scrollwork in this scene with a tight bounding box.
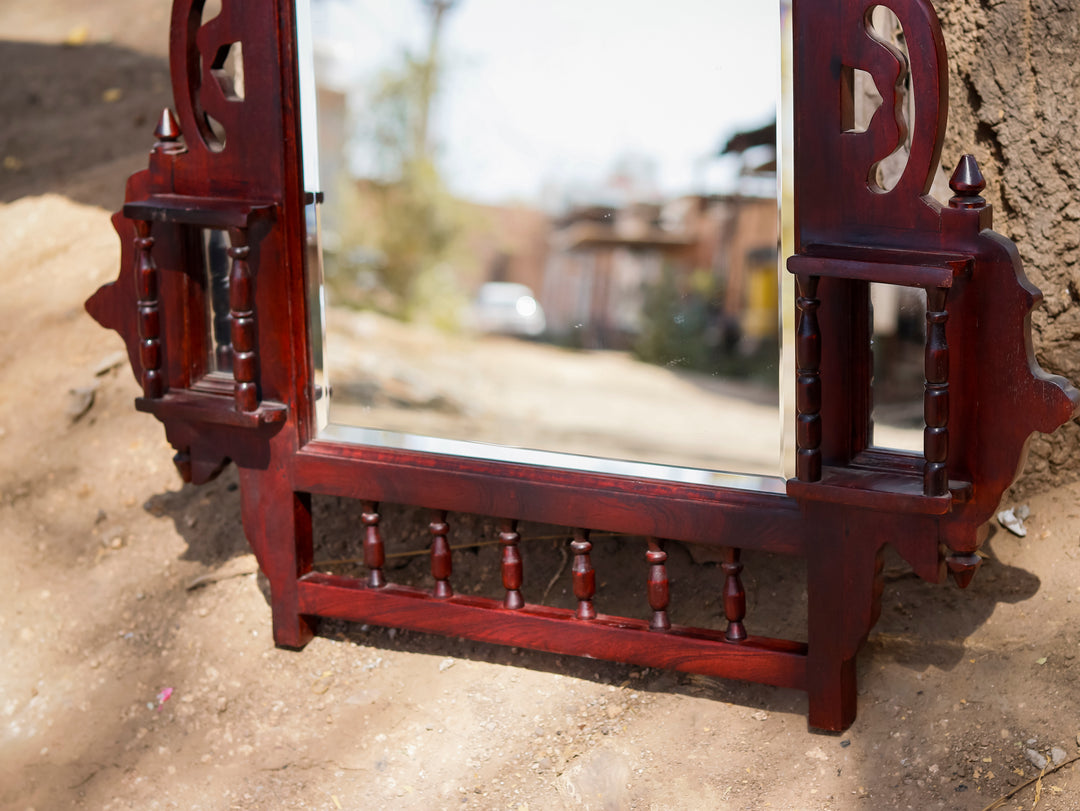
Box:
[86,0,299,484]
[789,0,1078,581]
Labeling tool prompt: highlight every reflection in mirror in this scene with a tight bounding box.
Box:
[203,229,233,374]
[870,283,925,452]
[300,0,790,482]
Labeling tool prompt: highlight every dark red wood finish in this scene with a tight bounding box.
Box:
[86,0,1079,731]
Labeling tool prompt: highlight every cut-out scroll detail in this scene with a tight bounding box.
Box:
[196,47,228,152]
[211,41,245,102]
[841,67,883,134]
[203,113,227,152]
[865,5,912,193]
[201,0,222,26]
[193,3,242,153]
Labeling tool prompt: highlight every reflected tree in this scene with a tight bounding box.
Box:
[328,0,469,324]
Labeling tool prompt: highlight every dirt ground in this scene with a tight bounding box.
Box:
[4,4,1080,810]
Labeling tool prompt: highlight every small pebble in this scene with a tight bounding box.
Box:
[1051,747,1067,766]
[1025,748,1048,770]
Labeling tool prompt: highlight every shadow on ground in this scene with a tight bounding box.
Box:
[0,40,170,209]
[149,474,1043,726]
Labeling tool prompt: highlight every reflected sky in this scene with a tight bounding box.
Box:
[308,0,779,204]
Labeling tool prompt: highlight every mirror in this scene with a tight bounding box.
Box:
[202,229,234,375]
[298,0,796,486]
[870,282,926,452]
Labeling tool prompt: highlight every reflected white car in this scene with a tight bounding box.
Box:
[471,282,547,338]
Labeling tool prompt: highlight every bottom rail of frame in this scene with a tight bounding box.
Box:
[296,572,807,691]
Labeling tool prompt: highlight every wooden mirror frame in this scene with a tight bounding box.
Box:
[86,0,1079,731]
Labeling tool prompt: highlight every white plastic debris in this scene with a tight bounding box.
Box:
[997,504,1031,537]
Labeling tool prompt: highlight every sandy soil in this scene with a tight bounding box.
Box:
[3,4,1080,810]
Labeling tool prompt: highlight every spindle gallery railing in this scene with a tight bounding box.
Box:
[788,160,989,499]
[307,501,760,658]
[85,0,1080,732]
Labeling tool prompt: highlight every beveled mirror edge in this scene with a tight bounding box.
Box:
[319,423,788,493]
[779,0,796,481]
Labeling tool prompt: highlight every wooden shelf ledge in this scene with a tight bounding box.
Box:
[788,244,973,288]
[124,195,277,229]
[786,466,970,515]
[135,390,286,428]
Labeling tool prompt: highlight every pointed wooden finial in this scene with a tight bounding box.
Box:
[948,154,986,209]
[946,552,982,589]
[153,108,185,155]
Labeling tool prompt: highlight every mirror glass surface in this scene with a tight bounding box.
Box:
[202,229,234,375]
[298,0,795,488]
[870,283,926,452]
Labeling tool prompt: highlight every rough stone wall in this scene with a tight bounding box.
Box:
[937,0,1080,493]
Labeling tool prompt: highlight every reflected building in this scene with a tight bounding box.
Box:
[541,193,779,355]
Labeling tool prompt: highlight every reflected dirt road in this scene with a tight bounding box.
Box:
[325,309,922,477]
[325,309,785,476]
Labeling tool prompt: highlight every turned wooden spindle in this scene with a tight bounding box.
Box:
[721,546,747,642]
[227,226,258,413]
[499,518,524,610]
[646,538,670,631]
[795,273,822,482]
[134,219,164,399]
[130,109,181,402]
[361,501,385,588]
[429,509,452,599]
[570,529,596,620]
[923,286,950,497]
